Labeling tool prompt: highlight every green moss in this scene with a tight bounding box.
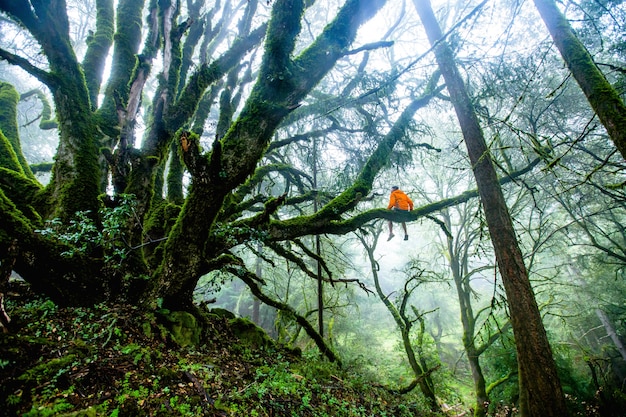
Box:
[36,90,58,130]
[46,64,101,220]
[81,0,114,108]
[17,354,76,385]
[96,0,145,135]
[166,139,184,204]
[207,308,236,320]
[143,200,181,268]
[0,82,21,145]
[229,317,274,350]
[0,129,23,174]
[260,0,304,92]
[30,162,54,174]
[0,167,43,225]
[161,310,201,347]
[0,82,35,179]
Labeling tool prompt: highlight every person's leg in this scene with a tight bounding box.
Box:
[401,222,408,240]
[387,221,394,240]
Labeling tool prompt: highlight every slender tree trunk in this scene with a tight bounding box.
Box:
[313,135,324,337]
[252,244,262,324]
[596,309,626,362]
[443,212,489,417]
[466,345,488,417]
[412,1,569,416]
[533,0,626,159]
[359,230,440,412]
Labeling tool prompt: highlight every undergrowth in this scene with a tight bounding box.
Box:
[0,281,438,416]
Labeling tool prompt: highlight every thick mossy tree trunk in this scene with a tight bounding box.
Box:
[0,0,102,220]
[153,0,388,310]
[412,0,569,416]
[533,0,626,160]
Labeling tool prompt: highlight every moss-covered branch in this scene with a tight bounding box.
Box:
[0,167,43,223]
[21,89,58,130]
[81,0,114,109]
[268,157,540,240]
[485,371,517,396]
[97,0,146,133]
[226,163,313,212]
[533,0,626,159]
[0,132,22,176]
[0,82,35,179]
[0,48,53,85]
[165,23,268,133]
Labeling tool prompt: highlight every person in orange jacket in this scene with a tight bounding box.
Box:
[387,186,413,241]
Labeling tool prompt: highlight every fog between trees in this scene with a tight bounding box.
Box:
[1,0,625,415]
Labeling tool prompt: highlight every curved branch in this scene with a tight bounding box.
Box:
[485,370,517,396]
[225,262,341,364]
[0,48,54,85]
[20,89,58,129]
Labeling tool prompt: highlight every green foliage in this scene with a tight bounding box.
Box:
[2,290,444,417]
[35,194,136,265]
[221,353,428,417]
[22,397,74,416]
[37,212,100,257]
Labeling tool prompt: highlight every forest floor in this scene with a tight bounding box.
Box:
[0,280,448,417]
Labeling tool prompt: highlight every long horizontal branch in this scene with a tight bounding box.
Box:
[267,157,541,240]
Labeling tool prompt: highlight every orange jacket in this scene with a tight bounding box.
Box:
[388,189,413,211]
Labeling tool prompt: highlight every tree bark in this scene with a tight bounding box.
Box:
[596,309,626,362]
[155,0,388,310]
[412,1,569,416]
[0,0,102,220]
[533,0,626,159]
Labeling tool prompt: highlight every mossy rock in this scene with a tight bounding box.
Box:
[228,317,273,350]
[160,310,201,347]
[207,307,236,320]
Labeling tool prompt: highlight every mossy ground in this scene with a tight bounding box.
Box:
[0,281,439,417]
